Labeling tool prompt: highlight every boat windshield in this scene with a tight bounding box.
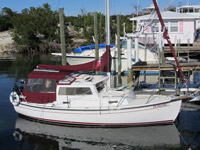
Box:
[26,79,56,93]
[96,81,105,93]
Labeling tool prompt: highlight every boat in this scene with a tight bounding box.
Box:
[9,0,184,127]
[10,68,183,127]
[52,41,157,73]
[73,43,115,53]
[9,46,183,127]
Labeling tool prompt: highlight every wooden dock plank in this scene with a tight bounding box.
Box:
[132,62,200,71]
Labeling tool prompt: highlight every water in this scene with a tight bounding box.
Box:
[0,54,200,150]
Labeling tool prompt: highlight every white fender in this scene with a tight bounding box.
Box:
[13,130,23,142]
[10,92,20,106]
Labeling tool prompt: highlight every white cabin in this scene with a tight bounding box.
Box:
[176,4,200,29]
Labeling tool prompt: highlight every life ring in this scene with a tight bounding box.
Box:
[10,91,20,106]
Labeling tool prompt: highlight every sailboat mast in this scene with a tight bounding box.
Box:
[106,0,110,46]
[105,0,111,72]
[152,0,186,84]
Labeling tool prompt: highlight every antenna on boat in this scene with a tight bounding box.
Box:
[152,0,187,88]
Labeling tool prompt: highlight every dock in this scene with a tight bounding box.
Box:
[132,62,200,91]
[132,62,200,72]
[164,40,200,58]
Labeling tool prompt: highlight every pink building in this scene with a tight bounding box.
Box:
[131,11,198,45]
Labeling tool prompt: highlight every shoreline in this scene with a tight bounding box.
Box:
[0,30,17,53]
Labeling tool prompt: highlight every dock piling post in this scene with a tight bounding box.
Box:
[59,8,66,66]
[127,37,133,89]
[94,12,99,74]
[117,15,122,86]
[135,37,139,62]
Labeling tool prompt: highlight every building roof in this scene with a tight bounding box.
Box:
[177,5,200,9]
[130,11,199,21]
[142,4,155,11]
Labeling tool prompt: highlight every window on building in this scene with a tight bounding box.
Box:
[195,8,200,13]
[170,21,178,32]
[58,87,92,95]
[164,21,168,32]
[152,22,159,32]
[189,8,194,13]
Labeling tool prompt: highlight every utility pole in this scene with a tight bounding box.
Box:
[59,8,66,66]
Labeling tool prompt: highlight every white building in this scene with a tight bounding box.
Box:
[131,11,198,45]
[176,4,200,29]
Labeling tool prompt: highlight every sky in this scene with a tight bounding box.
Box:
[0,0,199,16]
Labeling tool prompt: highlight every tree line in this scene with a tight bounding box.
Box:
[0,3,133,53]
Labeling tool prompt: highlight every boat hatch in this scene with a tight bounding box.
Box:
[58,73,79,84]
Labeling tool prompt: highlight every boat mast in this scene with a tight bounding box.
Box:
[152,0,186,84]
[106,0,110,46]
[106,0,111,72]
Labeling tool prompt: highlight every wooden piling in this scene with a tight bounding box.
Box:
[117,15,122,86]
[94,12,99,60]
[127,37,133,89]
[59,8,66,66]
[94,12,99,74]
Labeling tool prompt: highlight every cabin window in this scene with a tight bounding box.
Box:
[96,81,105,93]
[170,21,178,32]
[58,87,92,95]
[26,79,56,93]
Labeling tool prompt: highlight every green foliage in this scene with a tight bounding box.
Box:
[0,7,17,31]
[11,4,59,52]
[0,4,134,52]
[66,12,132,45]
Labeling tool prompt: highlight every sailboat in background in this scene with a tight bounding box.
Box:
[52,1,158,73]
[9,0,184,127]
[52,42,158,72]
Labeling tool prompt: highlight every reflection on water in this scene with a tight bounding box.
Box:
[12,111,200,150]
[0,54,200,150]
[0,54,62,81]
[14,116,181,150]
[175,109,200,150]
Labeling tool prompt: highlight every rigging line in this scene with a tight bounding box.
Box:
[56,0,61,10]
[163,0,176,11]
[137,0,140,17]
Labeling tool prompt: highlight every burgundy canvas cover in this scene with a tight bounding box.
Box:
[22,92,56,104]
[28,70,70,80]
[38,46,111,72]
[22,71,69,104]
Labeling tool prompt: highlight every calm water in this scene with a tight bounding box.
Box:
[0,54,200,150]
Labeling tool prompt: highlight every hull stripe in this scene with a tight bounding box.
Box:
[21,114,174,126]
